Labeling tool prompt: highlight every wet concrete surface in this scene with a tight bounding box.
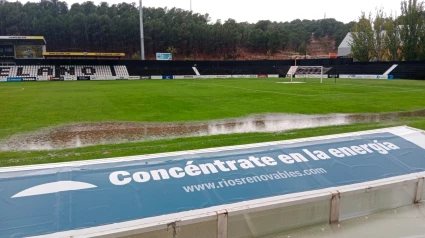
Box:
[1,109,424,151]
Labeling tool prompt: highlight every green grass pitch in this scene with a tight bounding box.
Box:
[1,78,425,167]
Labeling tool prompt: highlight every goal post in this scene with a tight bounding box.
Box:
[289,66,329,83]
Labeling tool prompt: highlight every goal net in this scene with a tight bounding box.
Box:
[286,66,331,83]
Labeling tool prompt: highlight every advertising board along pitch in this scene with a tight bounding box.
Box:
[1,126,425,237]
[156,53,172,61]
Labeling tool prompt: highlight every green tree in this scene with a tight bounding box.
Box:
[350,12,375,61]
[298,42,307,54]
[400,0,424,60]
[420,23,425,60]
[383,14,402,61]
[167,46,177,55]
[373,8,386,61]
[132,51,141,60]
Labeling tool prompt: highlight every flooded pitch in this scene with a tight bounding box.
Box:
[1,109,424,151]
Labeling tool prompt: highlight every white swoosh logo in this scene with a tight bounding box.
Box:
[12,181,97,198]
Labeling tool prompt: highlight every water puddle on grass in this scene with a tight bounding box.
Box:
[1,109,425,151]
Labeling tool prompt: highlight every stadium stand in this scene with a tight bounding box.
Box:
[114,65,130,77]
[0,65,130,79]
[0,65,55,78]
[59,65,113,77]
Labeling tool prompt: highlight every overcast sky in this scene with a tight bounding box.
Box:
[23,0,402,23]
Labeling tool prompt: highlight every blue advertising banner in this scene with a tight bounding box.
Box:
[6,77,23,82]
[156,53,172,61]
[1,128,425,237]
[162,75,174,79]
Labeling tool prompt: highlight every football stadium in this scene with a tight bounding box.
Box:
[1,0,425,237]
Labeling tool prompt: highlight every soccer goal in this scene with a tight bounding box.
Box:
[287,66,331,83]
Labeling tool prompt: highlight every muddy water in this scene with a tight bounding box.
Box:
[1,109,425,151]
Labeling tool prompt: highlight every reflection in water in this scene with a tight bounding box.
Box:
[1,109,424,151]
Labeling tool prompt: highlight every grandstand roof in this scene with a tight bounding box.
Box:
[0,36,46,45]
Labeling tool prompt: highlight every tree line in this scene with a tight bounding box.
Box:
[0,0,353,59]
[351,0,425,61]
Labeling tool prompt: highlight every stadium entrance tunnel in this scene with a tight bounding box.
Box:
[1,109,425,151]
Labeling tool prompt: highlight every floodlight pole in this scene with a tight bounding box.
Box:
[190,0,192,11]
[139,0,145,60]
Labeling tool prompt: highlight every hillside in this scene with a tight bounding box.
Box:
[149,35,337,60]
[0,0,352,60]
